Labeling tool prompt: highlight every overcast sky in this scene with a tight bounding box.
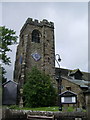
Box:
[1,2,89,80]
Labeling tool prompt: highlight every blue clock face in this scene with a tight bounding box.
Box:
[31,52,41,61]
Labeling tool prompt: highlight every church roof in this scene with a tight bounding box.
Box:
[55,67,90,81]
[69,69,83,76]
[62,76,90,88]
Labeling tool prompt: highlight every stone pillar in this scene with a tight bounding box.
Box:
[85,89,90,120]
[19,88,23,108]
[19,62,26,108]
[19,34,28,107]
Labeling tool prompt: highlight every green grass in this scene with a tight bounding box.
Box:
[8,105,59,111]
[24,106,59,111]
[3,105,86,112]
[67,107,75,112]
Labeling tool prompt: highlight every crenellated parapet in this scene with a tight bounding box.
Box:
[14,17,57,89]
[20,18,54,33]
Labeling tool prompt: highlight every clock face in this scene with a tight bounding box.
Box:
[31,52,41,61]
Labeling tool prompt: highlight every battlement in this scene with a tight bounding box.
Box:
[20,18,54,33]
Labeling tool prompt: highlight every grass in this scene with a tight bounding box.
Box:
[8,105,59,111]
[3,105,86,112]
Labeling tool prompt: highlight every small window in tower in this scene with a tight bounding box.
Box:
[66,86,71,91]
[32,30,40,43]
[48,57,50,63]
[21,35,24,46]
[47,39,49,42]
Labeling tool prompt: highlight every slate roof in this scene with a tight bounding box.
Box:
[55,67,90,81]
[59,90,77,97]
[69,69,83,76]
[2,80,18,86]
[62,76,90,88]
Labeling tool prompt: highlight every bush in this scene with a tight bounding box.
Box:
[23,67,57,108]
[9,105,18,109]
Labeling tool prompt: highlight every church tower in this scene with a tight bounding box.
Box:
[14,18,57,88]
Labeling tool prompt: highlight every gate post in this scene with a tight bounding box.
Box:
[85,89,90,120]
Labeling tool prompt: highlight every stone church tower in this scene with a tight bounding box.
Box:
[14,18,57,88]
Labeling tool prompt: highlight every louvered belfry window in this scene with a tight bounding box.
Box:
[32,30,40,43]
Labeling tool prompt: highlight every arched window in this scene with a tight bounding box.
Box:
[32,30,40,43]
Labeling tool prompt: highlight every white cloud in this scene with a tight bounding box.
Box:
[0,3,2,25]
[2,2,88,80]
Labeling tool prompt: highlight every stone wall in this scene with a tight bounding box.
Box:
[2,108,87,120]
[61,77,85,108]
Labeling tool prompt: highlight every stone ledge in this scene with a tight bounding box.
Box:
[2,108,87,120]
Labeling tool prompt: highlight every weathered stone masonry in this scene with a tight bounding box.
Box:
[14,18,57,88]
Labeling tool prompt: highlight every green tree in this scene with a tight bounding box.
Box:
[23,67,57,108]
[0,26,18,83]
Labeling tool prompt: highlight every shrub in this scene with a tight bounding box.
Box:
[9,105,18,109]
[23,67,57,108]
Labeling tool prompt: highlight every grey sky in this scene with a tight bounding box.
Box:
[1,2,88,80]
